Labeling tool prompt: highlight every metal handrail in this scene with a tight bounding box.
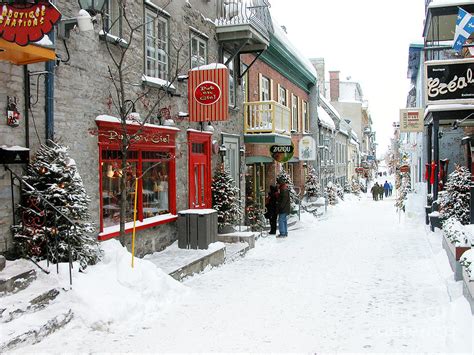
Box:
[5,165,75,286]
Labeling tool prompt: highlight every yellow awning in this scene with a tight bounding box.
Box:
[0,38,56,65]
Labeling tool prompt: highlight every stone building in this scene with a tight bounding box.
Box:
[0,0,273,256]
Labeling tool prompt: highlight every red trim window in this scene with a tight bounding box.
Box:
[96,119,178,238]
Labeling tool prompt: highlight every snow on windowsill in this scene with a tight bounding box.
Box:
[99,213,178,238]
[142,75,176,92]
[95,114,180,131]
[178,209,216,215]
[189,26,209,40]
[99,30,128,48]
[144,0,171,16]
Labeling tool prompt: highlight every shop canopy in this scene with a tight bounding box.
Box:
[0,38,55,65]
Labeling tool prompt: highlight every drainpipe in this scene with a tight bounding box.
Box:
[23,65,30,148]
[45,60,54,142]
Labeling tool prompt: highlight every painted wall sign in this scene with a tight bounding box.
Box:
[188,66,229,122]
[298,136,316,161]
[425,58,474,105]
[194,81,221,106]
[0,2,61,46]
[399,108,424,132]
[270,144,294,163]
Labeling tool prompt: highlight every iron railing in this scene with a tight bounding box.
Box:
[244,100,291,135]
[216,0,274,41]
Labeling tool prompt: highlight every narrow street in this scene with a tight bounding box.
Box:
[24,188,472,353]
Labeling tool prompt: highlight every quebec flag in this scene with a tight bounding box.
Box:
[453,7,474,51]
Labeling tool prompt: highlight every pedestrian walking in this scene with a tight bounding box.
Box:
[389,182,393,196]
[265,185,279,235]
[371,182,379,201]
[383,180,390,198]
[378,183,384,200]
[277,181,291,238]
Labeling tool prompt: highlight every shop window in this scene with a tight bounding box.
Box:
[100,148,172,230]
[278,85,287,106]
[145,7,169,80]
[260,75,270,101]
[190,32,207,69]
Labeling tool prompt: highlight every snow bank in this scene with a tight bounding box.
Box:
[405,182,427,220]
[43,240,185,329]
[459,249,474,281]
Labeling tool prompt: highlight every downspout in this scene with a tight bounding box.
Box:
[45,28,55,142]
[23,65,30,148]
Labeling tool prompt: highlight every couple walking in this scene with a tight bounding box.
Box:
[265,182,291,238]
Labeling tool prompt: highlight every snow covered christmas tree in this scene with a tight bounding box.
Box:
[244,173,266,232]
[325,182,337,205]
[304,166,320,199]
[12,142,101,270]
[395,172,411,213]
[344,181,352,194]
[335,183,344,201]
[211,164,241,231]
[351,178,361,195]
[439,165,471,224]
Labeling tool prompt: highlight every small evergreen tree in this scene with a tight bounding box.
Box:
[304,166,320,198]
[439,165,471,224]
[351,177,361,195]
[244,173,266,232]
[344,181,352,193]
[211,164,241,230]
[12,142,101,270]
[395,172,411,213]
[335,183,344,200]
[325,182,337,205]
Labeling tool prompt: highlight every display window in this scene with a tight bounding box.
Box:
[96,117,178,240]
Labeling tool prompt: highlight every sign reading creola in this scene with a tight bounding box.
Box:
[425,58,474,104]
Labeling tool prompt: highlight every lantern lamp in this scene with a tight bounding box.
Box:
[78,0,106,16]
[218,144,227,157]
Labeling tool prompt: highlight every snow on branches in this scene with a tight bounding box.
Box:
[211,164,241,230]
[439,165,471,225]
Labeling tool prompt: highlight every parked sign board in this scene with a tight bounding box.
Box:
[425,58,474,105]
[399,108,424,132]
[0,2,61,46]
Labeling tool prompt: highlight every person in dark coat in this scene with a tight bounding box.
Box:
[277,182,291,237]
[371,183,379,201]
[378,183,384,200]
[383,181,390,197]
[265,185,279,235]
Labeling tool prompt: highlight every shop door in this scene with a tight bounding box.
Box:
[188,132,212,209]
[253,163,266,208]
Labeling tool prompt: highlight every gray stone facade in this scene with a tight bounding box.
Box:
[0,0,245,256]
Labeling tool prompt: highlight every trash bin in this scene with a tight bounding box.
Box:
[177,209,217,249]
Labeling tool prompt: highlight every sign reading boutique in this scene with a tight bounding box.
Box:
[425,58,474,105]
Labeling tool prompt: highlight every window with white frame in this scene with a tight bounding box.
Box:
[145,8,168,80]
[291,94,298,131]
[223,52,235,107]
[190,33,207,69]
[278,85,287,106]
[303,101,309,132]
[105,0,122,38]
[260,75,270,101]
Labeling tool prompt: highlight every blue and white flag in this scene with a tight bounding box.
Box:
[453,7,474,51]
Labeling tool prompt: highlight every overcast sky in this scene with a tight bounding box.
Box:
[269,0,426,156]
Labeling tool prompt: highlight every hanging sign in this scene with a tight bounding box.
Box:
[0,2,61,46]
[188,64,229,122]
[425,58,474,105]
[400,165,410,173]
[298,136,316,161]
[355,167,364,173]
[399,108,424,132]
[270,144,294,163]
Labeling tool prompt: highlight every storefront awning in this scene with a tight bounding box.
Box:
[0,38,56,65]
[245,156,273,164]
[425,104,474,126]
[244,133,291,145]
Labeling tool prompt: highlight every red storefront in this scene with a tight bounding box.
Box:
[95,116,179,240]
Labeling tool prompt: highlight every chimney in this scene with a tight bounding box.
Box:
[329,71,340,102]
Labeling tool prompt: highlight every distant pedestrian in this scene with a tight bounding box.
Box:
[383,181,390,197]
[378,184,384,200]
[276,181,291,238]
[388,182,393,196]
[371,183,379,201]
[265,185,279,235]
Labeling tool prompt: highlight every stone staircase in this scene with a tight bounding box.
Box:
[0,258,74,352]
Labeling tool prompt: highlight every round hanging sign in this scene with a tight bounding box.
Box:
[400,165,410,173]
[194,81,221,105]
[270,144,294,163]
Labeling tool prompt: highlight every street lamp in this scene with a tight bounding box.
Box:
[78,0,106,16]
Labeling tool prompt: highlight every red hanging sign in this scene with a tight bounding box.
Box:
[188,66,229,122]
[400,165,410,173]
[0,1,61,46]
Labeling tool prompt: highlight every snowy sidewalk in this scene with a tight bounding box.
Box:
[20,193,473,353]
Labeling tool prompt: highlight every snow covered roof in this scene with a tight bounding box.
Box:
[319,95,341,120]
[317,106,335,131]
[95,115,180,131]
[339,120,350,137]
[272,21,317,79]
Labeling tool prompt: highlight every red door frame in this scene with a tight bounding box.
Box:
[188,131,212,209]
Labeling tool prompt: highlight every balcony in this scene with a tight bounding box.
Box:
[216,0,273,54]
[244,101,291,144]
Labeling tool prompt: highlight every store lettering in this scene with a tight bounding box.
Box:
[0,5,46,28]
[427,68,474,98]
[104,130,171,144]
[194,81,221,105]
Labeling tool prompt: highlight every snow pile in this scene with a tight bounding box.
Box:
[405,182,427,219]
[442,217,471,247]
[459,249,474,281]
[48,240,185,328]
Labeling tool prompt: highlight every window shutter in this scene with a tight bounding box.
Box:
[269,79,274,101]
[258,73,263,101]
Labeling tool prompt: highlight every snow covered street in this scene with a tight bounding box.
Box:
[19,190,473,353]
